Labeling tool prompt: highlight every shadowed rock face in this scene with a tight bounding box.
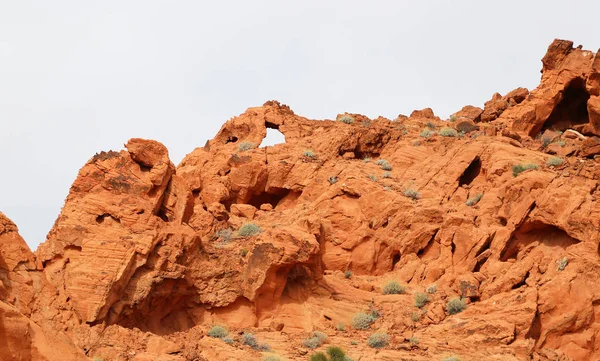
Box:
[2,39,600,361]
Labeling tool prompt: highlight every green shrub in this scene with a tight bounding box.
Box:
[420,129,435,138]
[512,163,538,177]
[238,141,255,152]
[367,174,377,182]
[363,157,371,163]
[336,323,345,331]
[382,172,392,178]
[259,342,271,351]
[558,140,567,147]
[367,333,389,349]
[240,249,248,257]
[541,137,552,148]
[350,340,358,345]
[351,312,376,330]
[376,159,392,171]
[443,357,462,361]
[222,337,234,345]
[426,121,437,129]
[328,176,338,184]
[403,187,421,200]
[547,157,564,167]
[241,332,258,349]
[439,127,458,137]
[303,337,323,349]
[215,228,234,242]
[327,346,346,361]
[449,115,457,122]
[339,115,355,124]
[344,270,352,279]
[426,284,437,294]
[414,292,429,308]
[310,353,328,361]
[304,150,316,158]
[410,312,420,322]
[447,297,467,315]
[208,325,228,338]
[409,336,419,345]
[557,257,568,271]
[465,193,483,207]
[261,356,281,361]
[383,281,405,295]
[237,223,262,237]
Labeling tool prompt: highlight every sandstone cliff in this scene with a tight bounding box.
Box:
[2,39,600,361]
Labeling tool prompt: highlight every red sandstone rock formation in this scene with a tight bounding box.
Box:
[2,39,600,361]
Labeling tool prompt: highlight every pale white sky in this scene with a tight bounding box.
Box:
[1,0,598,249]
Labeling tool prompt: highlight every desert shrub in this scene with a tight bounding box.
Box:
[465,193,483,207]
[557,257,568,271]
[208,325,228,338]
[363,157,371,163]
[238,141,255,152]
[426,121,437,129]
[439,127,458,137]
[215,228,234,242]
[376,159,392,171]
[443,357,462,361]
[382,172,392,178]
[558,140,567,147]
[367,174,377,182]
[383,281,405,295]
[261,356,281,361]
[351,312,376,330]
[409,336,419,345]
[303,337,322,349]
[420,129,435,138]
[350,340,358,345]
[426,284,437,294]
[240,249,248,257]
[410,312,420,322]
[339,115,355,124]
[304,150,316,158]
[403,188,421,200]
[344,270,352,279]
[367,333,389,349]
[327,346,346,361]
[313,331,327,343]
[222,337,234,345]
[547,157,564,167]
[241,332,258,349]
[541,137,552,148]
[237,223,262,237]
[259,343,271,351]
[336,323,345,331]
[447,297,467,315]
[449,115,457,122]
[512,163,538,177]
[328,176,338,184]
[414,292,429,308]
[310,353,328,361]
[93,358,103,361]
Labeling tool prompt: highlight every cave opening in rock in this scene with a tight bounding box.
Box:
[541,78,590,133]
[247,187,301,210]
[459,157,481,186]
[500,221,580,261]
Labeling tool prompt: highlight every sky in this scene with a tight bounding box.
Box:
[1,0,599,250]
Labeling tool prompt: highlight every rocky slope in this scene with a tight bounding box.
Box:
[2,39,600,361]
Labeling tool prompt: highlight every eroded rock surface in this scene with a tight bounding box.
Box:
[2,39,600,361]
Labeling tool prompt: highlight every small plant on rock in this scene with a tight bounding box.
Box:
[237,223,262,237]
[547,157,564,167]
[439,127,458,137]
[310,353,328,361]
[208,325,228,338]
[363,157,371,163]
[426,284,437,294]
[328,176,338,184]
[344,270,352,279]
[420,129,435,138]
[512,163,538,177]
[404,187,421,200]
[446,297,467,315]
[410,312,420,322]
[215,228,234,242]
[414,292,429,308]
[241,332,258,349]
[367,174,378,182]
[409,336,419,345]
[426,121,437,129]
[261,356,281,361]
[383,280,405,295]
[449,115,457,122]
[327,346,347,361]
[465,193,483,207]
[304,150,316,159]
[443,357,462,361]
[557,257,568,271]
[222,337,234,345]
[238,141,255,152]
[382,172,392,178]
[351,312,376,330]
[336,323,345,331]
[367,333,389,349]
[339,115,355,124]
[376,159,393,171]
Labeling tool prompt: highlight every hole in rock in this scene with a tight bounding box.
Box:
[526,311,542,342]
[225,135,238,144]
[511,271,530,290]
[499,217,508,226]
[500,221,580,262]
[391,252,401,270]
[96,213,120,224]
[540,77,590,133]
[473,255,489,273]
[260,122,286,148]
[281,265,314,302]
[247,188,301,210]
[459,157,482,186]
